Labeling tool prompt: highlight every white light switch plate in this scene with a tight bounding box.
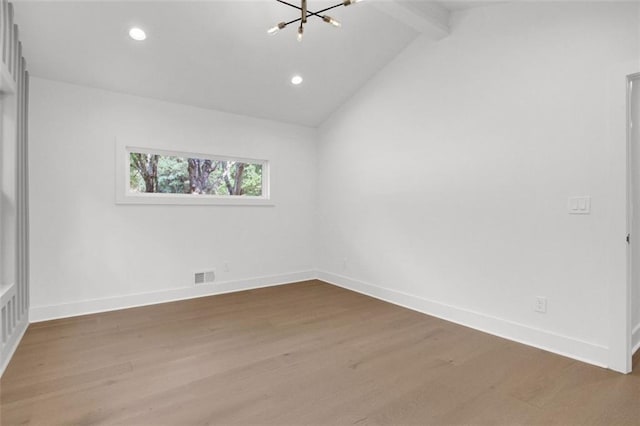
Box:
[568,196,591,215]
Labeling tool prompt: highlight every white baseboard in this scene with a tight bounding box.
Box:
[316,271,610,369]
[633,323,640,355]
[26,269,615,370]
[1,316,28,377]
[29,270,317,323]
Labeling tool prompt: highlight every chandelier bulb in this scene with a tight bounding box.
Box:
[269,0,361,39]
[323,15,342,27]
[267,22,287,35]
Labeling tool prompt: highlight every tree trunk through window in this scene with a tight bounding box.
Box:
[187,159,217,194]
[131,153,159,193]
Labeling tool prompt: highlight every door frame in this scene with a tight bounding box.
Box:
[628,72,640,366]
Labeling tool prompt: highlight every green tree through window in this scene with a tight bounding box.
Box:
[129,152,263,196]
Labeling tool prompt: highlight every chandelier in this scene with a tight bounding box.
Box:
[268,0,363,41]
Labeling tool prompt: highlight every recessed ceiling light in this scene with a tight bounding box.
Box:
[129,27,147,41]
[291,75,303,85]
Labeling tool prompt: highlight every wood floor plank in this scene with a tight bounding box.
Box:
[1,280,639,425]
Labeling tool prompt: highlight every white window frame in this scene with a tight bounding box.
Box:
[115,142,272,206]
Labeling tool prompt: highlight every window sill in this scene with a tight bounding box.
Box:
[115,193,274,206]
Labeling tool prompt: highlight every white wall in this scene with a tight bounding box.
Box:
[26,1,640,372]
[317,1,639,370]
[29,78,317,320]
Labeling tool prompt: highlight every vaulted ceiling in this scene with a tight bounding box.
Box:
[12,0,493,126]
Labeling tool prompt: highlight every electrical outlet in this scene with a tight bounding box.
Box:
[341,258,348,271]
[224,261,230,272]
[535,296,547,313]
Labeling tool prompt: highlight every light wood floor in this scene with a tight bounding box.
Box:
[1,280,639,425]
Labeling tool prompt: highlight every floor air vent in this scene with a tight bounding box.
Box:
[194,270,215,285]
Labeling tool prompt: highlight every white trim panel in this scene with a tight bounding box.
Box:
[30,270,316,322]
[0,314,27,376]
[317,271,610,370]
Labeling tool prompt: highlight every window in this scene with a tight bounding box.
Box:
[116,144,271,205]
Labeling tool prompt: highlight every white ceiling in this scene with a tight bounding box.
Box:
[11,0,486,127]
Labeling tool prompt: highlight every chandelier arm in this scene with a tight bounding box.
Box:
[285,17,303,26]
[310,2,344,15]
[275,0,343,21]
[275,0,302,11]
